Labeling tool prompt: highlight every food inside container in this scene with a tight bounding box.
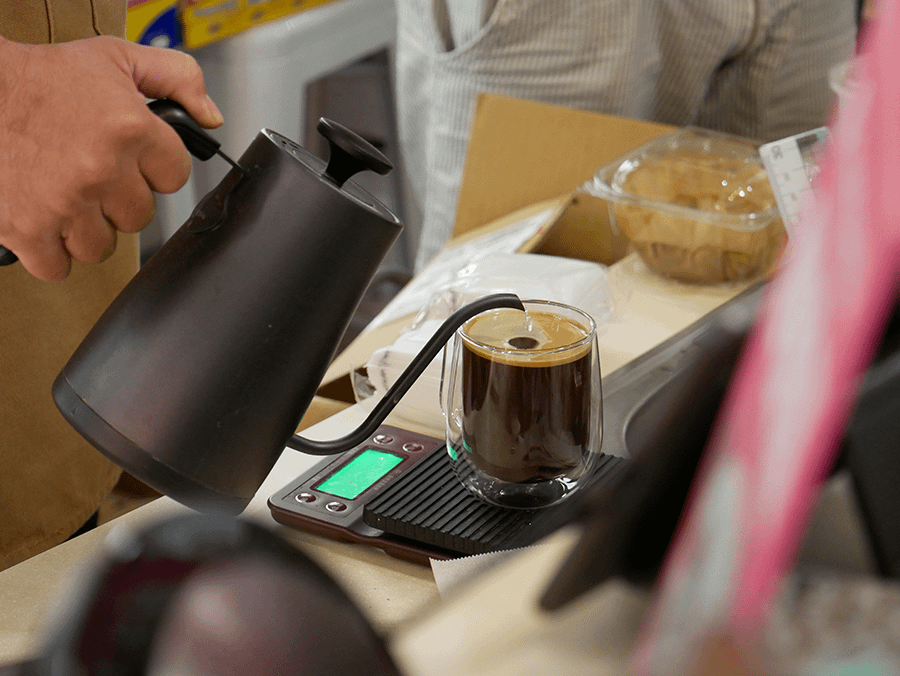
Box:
[588,127,787,284]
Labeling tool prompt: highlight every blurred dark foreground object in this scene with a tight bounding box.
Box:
[539,285,900,611]
[0,514,400,676]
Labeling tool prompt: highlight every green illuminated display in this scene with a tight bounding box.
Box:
[314,449,404,500]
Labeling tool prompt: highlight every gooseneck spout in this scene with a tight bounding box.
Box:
[286,293,525,455]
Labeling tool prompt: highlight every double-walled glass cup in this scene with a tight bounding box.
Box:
[442,300,603,509]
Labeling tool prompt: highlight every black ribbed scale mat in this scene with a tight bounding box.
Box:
[363,448,626,557]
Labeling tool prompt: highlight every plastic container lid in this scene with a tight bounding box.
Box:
[586,127,787,284]
[591,127,780,232]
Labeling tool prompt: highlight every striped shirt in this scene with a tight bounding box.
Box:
[396,0,857,268]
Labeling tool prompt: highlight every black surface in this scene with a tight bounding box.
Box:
[842,300,900,578]
[364,447,626,556]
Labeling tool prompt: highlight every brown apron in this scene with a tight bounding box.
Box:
[0,0,138,570]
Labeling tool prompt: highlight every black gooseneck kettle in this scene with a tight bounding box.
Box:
[49,100,523,515]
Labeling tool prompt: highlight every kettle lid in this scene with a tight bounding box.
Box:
[264,119,401,226]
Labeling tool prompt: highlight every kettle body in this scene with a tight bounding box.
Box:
[53,106,523,515]
[53,128,403,514]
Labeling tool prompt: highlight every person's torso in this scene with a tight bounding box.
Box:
[0,0,125,44]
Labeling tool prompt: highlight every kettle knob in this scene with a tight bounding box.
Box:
[317,118,392,188]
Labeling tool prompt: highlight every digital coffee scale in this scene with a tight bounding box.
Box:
[268,276,900,579]
[268,425,627,566]
[267,285,767,568]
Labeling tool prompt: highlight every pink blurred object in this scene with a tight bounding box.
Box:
[633,2,900,673]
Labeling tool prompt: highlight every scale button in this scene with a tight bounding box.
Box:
[402,442,425,453]
[373,434,394,445]
[325,501,348,513]
[294,492,316,503]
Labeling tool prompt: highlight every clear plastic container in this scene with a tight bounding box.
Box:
[587,127,787,284]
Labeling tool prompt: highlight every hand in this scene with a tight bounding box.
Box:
[0,36,224,281]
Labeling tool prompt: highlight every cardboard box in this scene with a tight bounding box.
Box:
[453,93,673,239]
[180,0,341,49]
[127,0,183,47]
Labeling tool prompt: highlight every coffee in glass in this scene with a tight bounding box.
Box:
[443,300,603,508]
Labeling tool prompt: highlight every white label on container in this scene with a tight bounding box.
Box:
[760,127,829,238]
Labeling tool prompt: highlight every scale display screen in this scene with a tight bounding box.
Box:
[313,448,404,500]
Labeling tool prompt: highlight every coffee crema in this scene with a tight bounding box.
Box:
[459,309,594,483]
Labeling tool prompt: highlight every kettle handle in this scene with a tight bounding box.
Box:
[0,100,224,267]
[285,293,525,456]
[148,98,223,161]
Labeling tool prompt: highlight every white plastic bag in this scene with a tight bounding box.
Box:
[353,252,614,434]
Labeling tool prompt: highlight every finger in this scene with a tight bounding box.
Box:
[124,43,224,129]
[61,210,117,265]
[96,230,118,263]
[13,236,72,282]
[138,112,194,194]
[100,165,158,232]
